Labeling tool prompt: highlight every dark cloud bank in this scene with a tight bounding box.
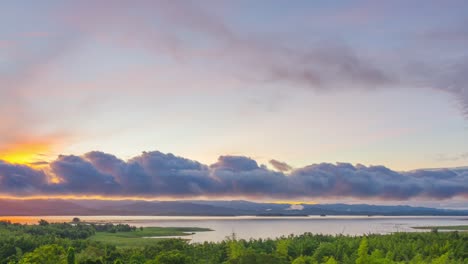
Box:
[0,151,467,200]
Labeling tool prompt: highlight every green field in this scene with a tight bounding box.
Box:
[413,225,468,231]
[89,227,212,247]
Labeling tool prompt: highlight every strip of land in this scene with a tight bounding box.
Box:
[89,227,212,247]
[412,225,468,231]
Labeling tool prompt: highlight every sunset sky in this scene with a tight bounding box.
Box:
[0,1,467,207]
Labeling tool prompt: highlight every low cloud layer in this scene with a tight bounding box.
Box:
[0,151,466,200]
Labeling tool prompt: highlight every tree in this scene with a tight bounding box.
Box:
[72,217,81,223]
[313,242,335,262]
[409,254,425,264]
[227,236,245,260]
[431,252,450,264]
[38,219,49,226]
[325,256,338,264]
[356,237,369,264]
[292,256,308,264]
[153,250,192,264]
[276,239,290,259]
[292,256,315,264]
[67,247,76,264]
[15,247,23,260]
[19,244,66,264]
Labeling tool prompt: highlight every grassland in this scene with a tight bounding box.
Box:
[89,227,212,247]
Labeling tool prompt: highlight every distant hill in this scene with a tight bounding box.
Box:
[0,199,96,216]
[0,199,467,216]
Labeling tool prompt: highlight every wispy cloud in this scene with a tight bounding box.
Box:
[436,152,468,162]
[60,1,468,118]
[3,0,467,123]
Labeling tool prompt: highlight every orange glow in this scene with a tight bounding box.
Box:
[48,175,62,184]
[0,138,59,165]
[0,217,45,224]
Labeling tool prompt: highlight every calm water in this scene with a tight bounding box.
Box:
[1,216,466,243]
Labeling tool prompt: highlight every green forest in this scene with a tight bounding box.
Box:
[0,220,466,264]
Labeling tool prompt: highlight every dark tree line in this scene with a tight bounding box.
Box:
[92,223,137,233]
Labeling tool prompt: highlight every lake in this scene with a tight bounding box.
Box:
[1,215,466,243]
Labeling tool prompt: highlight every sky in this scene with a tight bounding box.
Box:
[0,0,467,207]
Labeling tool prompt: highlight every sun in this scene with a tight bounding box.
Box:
[0,141,53,165]
[1,151,40,165]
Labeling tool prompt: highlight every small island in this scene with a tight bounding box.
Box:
[67,218,212,247]
[255,213,309,217]
[90,226,212,247]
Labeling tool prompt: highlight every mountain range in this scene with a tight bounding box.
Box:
[0,199,467,216]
